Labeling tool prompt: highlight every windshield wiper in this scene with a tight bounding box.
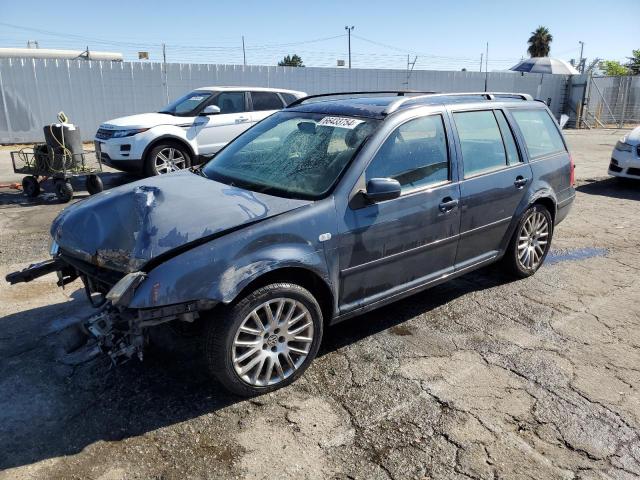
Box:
[190,164,208,178]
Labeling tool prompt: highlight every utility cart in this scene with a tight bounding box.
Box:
[10,116,104,203]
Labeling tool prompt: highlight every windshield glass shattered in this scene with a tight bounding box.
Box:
[159,91,213,116]
[202,111,379,199]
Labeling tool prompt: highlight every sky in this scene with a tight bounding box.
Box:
[0,0,637,71]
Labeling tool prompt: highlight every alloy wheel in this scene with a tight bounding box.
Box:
[517,210,550,270]
[154,147,186,174]
[232,298,315,387]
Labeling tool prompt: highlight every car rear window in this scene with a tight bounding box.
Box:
[511,109,565,159]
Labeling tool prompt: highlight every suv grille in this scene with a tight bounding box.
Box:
[96,128,115,140]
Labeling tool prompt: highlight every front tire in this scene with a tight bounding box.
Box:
[503,204,553,278]
[144,143,191,176]
[204,283,323,397]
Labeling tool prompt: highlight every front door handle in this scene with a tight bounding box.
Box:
[439,197,459,213]
[514,176,529,188]
[236,116,250,123]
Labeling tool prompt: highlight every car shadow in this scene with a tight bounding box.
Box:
[0,266,511,470]
[0,172,138,207]
[576,177,640,201]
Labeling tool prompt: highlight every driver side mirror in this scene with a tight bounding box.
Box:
[200,105,221,116]
[364,178,401,203]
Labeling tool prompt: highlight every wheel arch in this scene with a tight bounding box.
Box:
[142,134,196,163]
[227,266,335,325]
[531,195,557,223]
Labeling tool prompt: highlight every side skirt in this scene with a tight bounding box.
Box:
[329,254,499,325]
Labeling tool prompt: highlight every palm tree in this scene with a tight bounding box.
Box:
[527,27,553,57]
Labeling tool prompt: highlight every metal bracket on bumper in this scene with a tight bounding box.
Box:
[85,307,145,365]
[5,258,67,285]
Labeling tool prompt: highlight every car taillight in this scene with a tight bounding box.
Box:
[569,153,575,186]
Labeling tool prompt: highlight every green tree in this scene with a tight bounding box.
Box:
[527,26,553,57]
[278,54,304,67]
[625,49,640,75]
[600,60,629,76]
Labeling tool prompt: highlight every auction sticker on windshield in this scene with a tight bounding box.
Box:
[317,116,364,129]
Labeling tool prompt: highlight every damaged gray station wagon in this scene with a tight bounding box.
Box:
[7,91,575,396]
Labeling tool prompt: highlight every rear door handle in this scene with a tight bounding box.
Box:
[514,176,529,188]
[439,197,459,213]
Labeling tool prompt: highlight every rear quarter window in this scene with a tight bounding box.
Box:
[511,109,566,159]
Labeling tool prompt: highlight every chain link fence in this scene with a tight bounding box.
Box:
[577,75,640,128]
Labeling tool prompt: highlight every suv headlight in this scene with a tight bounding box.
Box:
[112,128,150,138]
[615,141,633,152]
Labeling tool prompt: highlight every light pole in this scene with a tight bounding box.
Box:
[345,26,354,69]
[578,41,585,73]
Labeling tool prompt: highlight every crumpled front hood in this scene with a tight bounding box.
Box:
[51,170,310,272]
[101,112,188,129]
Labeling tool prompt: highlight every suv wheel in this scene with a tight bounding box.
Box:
[204,283,323,397]
[504,204,553,278]
[145,143,191,176]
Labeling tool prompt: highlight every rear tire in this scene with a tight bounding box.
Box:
[144,142,191,176]
[54,179,74,203]
[503,204,553,278]
[204,283,323,397]
[22,176,40,198]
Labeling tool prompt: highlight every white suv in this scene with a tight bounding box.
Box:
[95,87,306,176]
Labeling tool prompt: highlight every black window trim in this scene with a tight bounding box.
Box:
[506,106,568,161]
[358,111,452,199]
[494,108,523,166]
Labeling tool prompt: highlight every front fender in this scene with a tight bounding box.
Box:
[128,200,336,309]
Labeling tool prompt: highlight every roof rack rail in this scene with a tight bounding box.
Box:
[383,91,533,114]
[286,90,438,108]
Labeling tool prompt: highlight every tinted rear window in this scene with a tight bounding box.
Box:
[511,109,565,159]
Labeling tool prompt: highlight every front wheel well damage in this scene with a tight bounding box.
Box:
[225,267,335,324]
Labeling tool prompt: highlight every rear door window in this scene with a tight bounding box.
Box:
[366,114,449,193]
[251,91,285,111]
[510,109,566,159]
[453,110,508,178]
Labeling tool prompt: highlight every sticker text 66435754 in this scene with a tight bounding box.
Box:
[317,116,364,129]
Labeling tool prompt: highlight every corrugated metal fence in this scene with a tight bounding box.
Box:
[1,58,571,143]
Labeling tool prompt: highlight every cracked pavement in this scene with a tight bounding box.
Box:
[0,129,639,479]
